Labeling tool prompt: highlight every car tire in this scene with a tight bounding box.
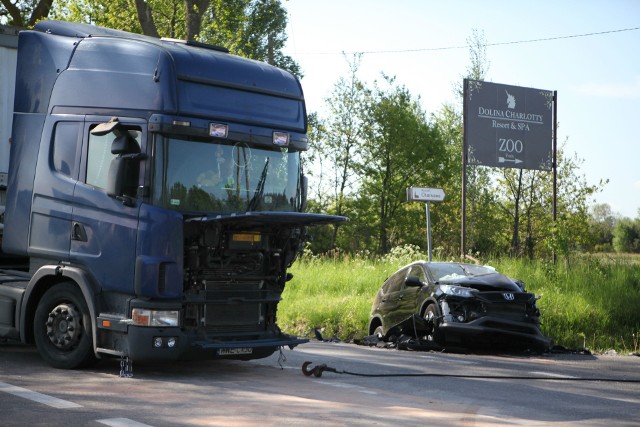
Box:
[33,282,97,369]
[373,325,385,340]
[423,304,443,344]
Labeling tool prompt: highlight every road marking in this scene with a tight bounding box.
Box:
[0,381,82,408]
[417,355,478,365]
[529,371,578,379]
[97,418,155,427]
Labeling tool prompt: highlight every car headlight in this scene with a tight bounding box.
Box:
[439,285,476,298]
[131,308,180,327]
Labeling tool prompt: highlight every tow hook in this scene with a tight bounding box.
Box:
[301,361,338,378]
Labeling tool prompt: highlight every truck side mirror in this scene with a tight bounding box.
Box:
[106,134,145,206]
[106,157,126,199]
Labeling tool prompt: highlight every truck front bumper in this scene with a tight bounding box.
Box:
[125,326,308,361]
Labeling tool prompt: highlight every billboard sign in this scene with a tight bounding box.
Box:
[464,80,554,171]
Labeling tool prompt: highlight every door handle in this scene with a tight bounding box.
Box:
[72,222,88,242]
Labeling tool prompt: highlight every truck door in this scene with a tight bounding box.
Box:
[28,117,83,261]
[70,118,145,294]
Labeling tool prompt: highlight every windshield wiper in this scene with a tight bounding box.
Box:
[247,158,269,211]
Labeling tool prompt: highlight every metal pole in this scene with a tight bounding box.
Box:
[461,79,468,259]
[426,201,432,262]
[552,90,558,264]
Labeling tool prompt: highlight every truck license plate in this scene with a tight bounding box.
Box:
[217,347,253,356]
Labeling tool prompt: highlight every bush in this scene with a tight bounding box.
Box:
[613,218,640,253]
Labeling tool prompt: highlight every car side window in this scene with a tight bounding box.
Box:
[408,265,427,284]
[382,269,407,294]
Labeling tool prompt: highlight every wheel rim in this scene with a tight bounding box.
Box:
[424,308,436,341]
[374,326,384,339]
[45,303,82,350]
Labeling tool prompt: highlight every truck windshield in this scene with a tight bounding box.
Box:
[152,135,301,214]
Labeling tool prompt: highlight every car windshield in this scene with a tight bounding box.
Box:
[152,135,301,214]
[428,263,497,282]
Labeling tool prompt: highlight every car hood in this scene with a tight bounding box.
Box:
[437,272,522,292]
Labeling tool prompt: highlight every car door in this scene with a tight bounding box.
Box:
[378,268,408,329]
[392,265,424,323]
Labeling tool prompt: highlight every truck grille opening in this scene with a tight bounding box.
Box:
[205,302,260,325]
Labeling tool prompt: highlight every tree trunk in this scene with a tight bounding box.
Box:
[184,0,210,41]
[134,0,160,38]
[27,0,53,26]
[267,33,274,65]
[510,169,523,256]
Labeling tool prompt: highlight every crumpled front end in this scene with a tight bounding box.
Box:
[174,215,303,360]
[435,291,551,351]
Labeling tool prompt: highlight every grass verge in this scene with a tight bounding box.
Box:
[278,252,640,354]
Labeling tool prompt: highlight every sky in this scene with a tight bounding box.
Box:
[282,0,640,219]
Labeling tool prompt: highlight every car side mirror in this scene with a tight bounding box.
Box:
[405,276,423,287]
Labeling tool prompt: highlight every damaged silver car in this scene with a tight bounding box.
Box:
[368,261,551,351]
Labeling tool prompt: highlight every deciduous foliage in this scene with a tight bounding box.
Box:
[1,0,52,26]
[613,217,640,253]
[305,27,607,259]
[314,54,368,248]
[307,68,446,255]
[589,203,617,252]
[46,0,302,76]
[359,76,445,253]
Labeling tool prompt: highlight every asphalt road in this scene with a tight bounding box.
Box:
[1,340,639,426]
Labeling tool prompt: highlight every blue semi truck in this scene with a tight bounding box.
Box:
[0,21,344,369]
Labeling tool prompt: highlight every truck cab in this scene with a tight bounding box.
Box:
[0,21,344,368]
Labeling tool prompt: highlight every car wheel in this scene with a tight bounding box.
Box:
[34,282,97,369]
[423,304,443,343]
[373,325,385,340]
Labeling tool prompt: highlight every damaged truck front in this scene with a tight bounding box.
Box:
[0,21,345,369]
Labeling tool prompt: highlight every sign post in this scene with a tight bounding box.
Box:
[407,187,445,262]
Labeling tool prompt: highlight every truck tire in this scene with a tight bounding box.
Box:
[33,282,97,369]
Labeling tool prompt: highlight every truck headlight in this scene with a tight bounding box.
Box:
[131,309,180,327]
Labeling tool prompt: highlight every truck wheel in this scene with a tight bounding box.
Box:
[34,282,97,369]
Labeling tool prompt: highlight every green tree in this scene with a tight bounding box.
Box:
[1,0,52,26]
[430,104,464,256]
[588,203,617,252]
[534,144,603,259]
[612,218,640,253]
[496,168,549,257]
[317,54,368,248]
[48,0,301,76]
[456,29,502,257]
[51,0,146,35]
[359,76,445,254]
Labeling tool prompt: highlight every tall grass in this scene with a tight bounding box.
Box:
[492,255,640,352]
[279,250,640,353]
